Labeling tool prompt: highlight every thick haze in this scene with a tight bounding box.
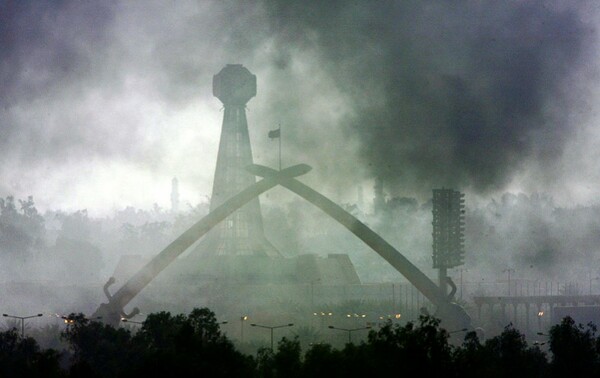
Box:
[2,1,600,215]
[6,1,600,338]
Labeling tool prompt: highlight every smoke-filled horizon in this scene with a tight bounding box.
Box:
[2,1,600,216]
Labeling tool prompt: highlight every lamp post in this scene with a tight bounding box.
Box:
[121,318,143,325]
[240,316,248,343]
[328,325,371,344]
[3,313,43,337]
[250,323,294,350]
[60,315,102,325]
[537,309,544,331]
[378,313,402,322]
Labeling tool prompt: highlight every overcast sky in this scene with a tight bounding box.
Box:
[2,0,600,216]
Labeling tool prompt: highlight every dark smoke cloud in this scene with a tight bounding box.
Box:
[259,0,596,196]
[1,1,114,106]
[0,0,597,212]
[0,1,142,165]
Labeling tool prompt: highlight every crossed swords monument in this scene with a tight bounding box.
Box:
[92,64,472,332]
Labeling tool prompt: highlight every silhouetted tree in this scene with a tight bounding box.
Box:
[273,337,302,378]
[129,308,255,377]
[452,330,488,378]
[11,307,600,377]
[454,323,548,378]
[548,316,600,377]
[336,342,372,377]
[291,325,321,350]
[366,315,454,376]
[60,313,134,378]
[256,346,275,378]
[0,328,63,377]
[0,195,45,258]
[301,343,343,377]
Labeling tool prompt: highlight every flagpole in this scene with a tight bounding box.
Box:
[278,123,282,171]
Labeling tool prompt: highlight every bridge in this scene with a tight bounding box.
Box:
[473,294,600,332]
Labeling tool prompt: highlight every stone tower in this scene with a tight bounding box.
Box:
[201,64,279,257]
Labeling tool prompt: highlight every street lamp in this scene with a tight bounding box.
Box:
[250,323,294,350]
[378,313,402,321]
[3,313,43,337]
[328,325,371,344]
[60,315,102,324]
[121,318,143,325]
[537,310,545,331]
[240,316,248,343]
[313,311,333,329]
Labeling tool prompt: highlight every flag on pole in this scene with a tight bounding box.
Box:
[268,128,281,139]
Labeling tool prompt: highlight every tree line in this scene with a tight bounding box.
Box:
[1,307,599,377]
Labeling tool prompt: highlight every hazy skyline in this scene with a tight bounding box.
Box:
[2,1,600,216]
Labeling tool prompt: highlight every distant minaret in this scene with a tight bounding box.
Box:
[200,64,279,257]
[170,177,179,213]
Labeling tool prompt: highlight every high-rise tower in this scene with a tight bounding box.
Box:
[200,64,279,257]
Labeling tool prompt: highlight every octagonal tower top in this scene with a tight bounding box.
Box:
[213,64,257,106]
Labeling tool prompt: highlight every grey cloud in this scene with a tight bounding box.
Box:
[257,0,595,196]
[0,0,598,208]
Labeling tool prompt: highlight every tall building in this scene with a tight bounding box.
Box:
[200,64,279,257]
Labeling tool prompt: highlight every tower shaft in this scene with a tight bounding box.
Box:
[201,64,279,257]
